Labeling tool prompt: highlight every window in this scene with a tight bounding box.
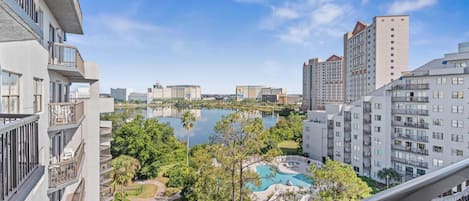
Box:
[452,149,463,157]
[452,91,464,99]
[1,71,20,114]
[451,134,463,142]
[433,146,443,153]
[452,77,464,85]
[432,132,444,140]
[374,103,382,109]
[33,78,43,113]
[433,91,444,99]
[452,105,464,113]
[353,113,360,119]
[374,126,381,133]
[437,77,446,84]
[451,120,463,128]
[433,105,443,112]
[374,115,381,121]
[433,119,444,126]
[433,159,443,167]
[336,122,341,127]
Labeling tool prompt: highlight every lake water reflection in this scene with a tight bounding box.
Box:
[115,106,279,147]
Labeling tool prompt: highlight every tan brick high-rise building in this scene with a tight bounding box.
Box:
[344,15,409,102]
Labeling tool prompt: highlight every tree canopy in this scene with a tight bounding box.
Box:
[311,160,371,201]
[111,116,186,179]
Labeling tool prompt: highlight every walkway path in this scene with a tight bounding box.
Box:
[131,179,167,201]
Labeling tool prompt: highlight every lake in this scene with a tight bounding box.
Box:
[114,106,279,147]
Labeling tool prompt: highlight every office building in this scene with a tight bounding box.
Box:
[110,88,133,102]
[302,55,345,111]
[0,0,114,200]
[303,43,469,187]
[148,83,201,101]
[128,92,148,103]
[344,15,409,102]
[236,85,285,101]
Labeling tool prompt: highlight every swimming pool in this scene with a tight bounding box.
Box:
[247,165,313,192]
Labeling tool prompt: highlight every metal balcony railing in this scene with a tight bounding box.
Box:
[49,142,85,189]
[392,109,429,116]
[392,145,429,155]
[391,83,430,90]
[363,136,371,146]
[392,121,429,129]
[71,179,85,201]
[393,133,429,142]
[392,96,429,103]
[49,101,84,128]
[101,184,114,201]
[391,156,428,169]
[48,42,85,74]
[0,114,40,201]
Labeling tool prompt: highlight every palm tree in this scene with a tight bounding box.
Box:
[181,111,196,166]
[111,155,140,200]
[377,168,401,188]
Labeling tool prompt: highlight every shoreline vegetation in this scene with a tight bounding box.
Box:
[113,99,300,114]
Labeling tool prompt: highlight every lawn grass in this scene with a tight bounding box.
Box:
[278,140,300,155]
[126,183,158,199]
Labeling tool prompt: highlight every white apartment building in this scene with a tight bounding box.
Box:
[0,0,114,201]
[110,88,133,102]
[344,15,409,103]
[148,83,201,101]
[303,43,469,190]
[302,55,344,111]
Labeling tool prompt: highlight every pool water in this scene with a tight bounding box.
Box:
[247,165,313,192]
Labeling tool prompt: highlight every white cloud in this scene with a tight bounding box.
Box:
[312,4,344,25]
[272,7,300,19]
[256,0,353,45]
[388,0,437,14]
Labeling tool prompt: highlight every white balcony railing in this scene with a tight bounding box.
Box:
[49,101,84,128]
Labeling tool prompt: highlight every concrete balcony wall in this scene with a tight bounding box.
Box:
[99,98,114,113]
[43,0,83,34]
[84,61,99,81]
[0,0,42,42]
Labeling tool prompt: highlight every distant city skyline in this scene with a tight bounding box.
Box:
[70,0,469,94]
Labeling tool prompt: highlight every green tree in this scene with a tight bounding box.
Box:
[112,116,185,179]
[377,168,401,188]
[212,113,280,201]
[165,164,195,188]
[311,160,371,201]
[181,111,196,166]
[111,155,140,201]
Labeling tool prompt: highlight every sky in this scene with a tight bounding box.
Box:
[69,0,469,94]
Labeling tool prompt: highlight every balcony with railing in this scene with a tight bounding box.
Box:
[71,179,85,201]
[392,109,429,116]
[49,142,85,190]
[391,83,430,90]
[0,114,43,201]
[363,136,371,146]
[48,42,87,81]
[392,144,429,155]
[101,184,114,201]
[49,101,84,131]
[0,0,42,41]
[392,96,429,103]
[393,133,429,143]
[392,121,429,129]
[391,156,428,169]
[344,144,351,153]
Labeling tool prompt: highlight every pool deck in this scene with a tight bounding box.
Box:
[249,155,322,201]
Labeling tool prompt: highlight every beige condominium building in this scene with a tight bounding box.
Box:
[303,42,469,197]
[344,15,409,103]
[0,0,114,201]
[236,85,285,101]
[302,55,345,111]
[148,83,201,101]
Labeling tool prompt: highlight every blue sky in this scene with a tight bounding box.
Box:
[69,0,469,94]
